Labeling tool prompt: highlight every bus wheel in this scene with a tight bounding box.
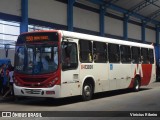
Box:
[82,82,93,101]
[133,77,140,92]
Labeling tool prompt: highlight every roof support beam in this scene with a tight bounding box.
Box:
[67,0,75,31]
[107,0,120,4]
[88,0,104,5]
[89,0,160,25]
[99,5,106,36]
[145,9,160,24]
[129,0,159,16]
[123,14,129,40]
[20,0,28,33]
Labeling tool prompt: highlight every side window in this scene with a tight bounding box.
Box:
[79,40,92,63]
[93,42,107,63]
[120,45,131,63]
[108,43,120,63]
[141,48,149,64]
[149,49,154,64]
[131,47,141,64]
[62,42,78,70]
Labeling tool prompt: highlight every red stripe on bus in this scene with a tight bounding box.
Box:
[141,64,152,85]
[128,64,152,88]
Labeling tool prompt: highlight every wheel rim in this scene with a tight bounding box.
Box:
[84,85,91,97]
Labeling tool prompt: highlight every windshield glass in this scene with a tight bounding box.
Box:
[15,44,58,74]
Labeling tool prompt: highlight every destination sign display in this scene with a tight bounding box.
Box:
[26,36,49,42]
[17,32,59,44]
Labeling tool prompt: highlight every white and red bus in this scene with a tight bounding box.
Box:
[14,30,156,101]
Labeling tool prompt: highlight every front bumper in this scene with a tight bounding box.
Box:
[13,84,61,98]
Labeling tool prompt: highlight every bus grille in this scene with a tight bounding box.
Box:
[24,89,42,94]
[22,78,46,83]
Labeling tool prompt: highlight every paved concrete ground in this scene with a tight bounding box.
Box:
[0,82,160,120]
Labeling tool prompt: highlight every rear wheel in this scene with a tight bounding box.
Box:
[133,77,140,92]
[82,82,93,101]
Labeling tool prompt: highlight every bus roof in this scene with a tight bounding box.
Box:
[19,30,154,49]
[61,30,154,49]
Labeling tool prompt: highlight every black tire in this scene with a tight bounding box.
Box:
[14,96,25,101]
[45,97,55,102]
[82,82,93,101]
[133,77,140,92]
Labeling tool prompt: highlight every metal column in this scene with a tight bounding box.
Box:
[20,0,28,33]
[67,0,75,31]
[156,26,160,64]
[123,14,128,40]
[100,5,105,36]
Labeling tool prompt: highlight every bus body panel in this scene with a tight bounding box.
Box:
[150,64,156,83]
[94,63,109,92]
[61,68,81,97]
[80,63,108,93]
[60,38,81,97]
[13,84,61,98]
[60,82,81,98]
[141,64,156,85]
[13,30,156,99]
[108,64,132,90]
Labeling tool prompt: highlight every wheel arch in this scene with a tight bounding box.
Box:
[134,74,141,86]
[81,76,95,95]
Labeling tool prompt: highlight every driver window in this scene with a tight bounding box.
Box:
[62,42,78,70]
[16,47,25,65]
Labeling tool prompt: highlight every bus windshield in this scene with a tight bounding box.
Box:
[15,44,58,74]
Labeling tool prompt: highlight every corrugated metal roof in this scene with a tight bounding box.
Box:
[88,0,160,25]
[113,0,144,10]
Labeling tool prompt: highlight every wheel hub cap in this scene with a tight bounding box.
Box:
[84,85,91,97]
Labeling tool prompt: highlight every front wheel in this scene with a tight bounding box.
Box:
[82,82,93,101]
[133,77,140,92]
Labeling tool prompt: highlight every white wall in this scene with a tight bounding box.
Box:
[105,16,123,37]
[128,23,141,40]
[0,0,21,16]
[145,28,156,43]
[0,0,157,44]
[29,0,67,25]
[73,7,99,32]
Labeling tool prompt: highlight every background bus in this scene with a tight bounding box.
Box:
[13,30,156,101]
[0,59,11,66]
